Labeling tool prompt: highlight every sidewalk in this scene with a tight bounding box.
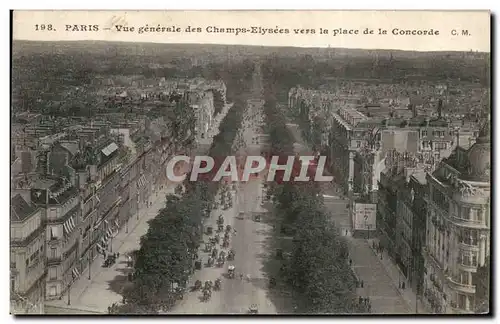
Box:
[346,237,410,314]
[45,184,176,314]
[367,238,431,314]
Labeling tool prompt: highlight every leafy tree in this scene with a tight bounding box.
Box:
[114,61,250,313]
[262,63,365,314]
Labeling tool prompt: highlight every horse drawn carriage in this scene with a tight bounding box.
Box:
[214,278,222,291]
[209,235,220,245]
[227,265,235,279]
[204,242,213,253]
[194,280,202,290]
[225,225,232,233]
[227,249,235,261]
[211,248,218,259]
[249,304,258,314]
[201,281,213,301]
[202,287,212,301]
[207,256,215,267]
[217,251,226,267]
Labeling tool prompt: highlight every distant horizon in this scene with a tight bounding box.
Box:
[12,39,490,54]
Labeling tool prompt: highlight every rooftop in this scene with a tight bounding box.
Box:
[411,171,427,185]
[11,194,38,222]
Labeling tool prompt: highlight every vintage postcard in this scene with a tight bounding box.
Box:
[10,10,491,315]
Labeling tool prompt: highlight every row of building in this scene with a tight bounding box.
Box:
[10,78,228,313]
[288,85,490,314]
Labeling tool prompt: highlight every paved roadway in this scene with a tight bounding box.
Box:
[170,63,278,314]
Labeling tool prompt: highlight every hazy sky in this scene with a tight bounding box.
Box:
[13,10,490,52]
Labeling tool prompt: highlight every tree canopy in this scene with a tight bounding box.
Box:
[110,62,251,314]
[262,62,366,314]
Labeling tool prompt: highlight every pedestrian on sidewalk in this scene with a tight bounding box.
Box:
[349,259,353,266]
[360,280,364,288]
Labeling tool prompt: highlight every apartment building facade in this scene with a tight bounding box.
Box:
[10,193,46,314]
[423,122,490,314]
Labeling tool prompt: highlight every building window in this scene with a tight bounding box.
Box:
[49,286,57,297]
[11,277,15,292]
[459,207,471,220]
[422,130,428,137]
[50,248,57,259]
[435,142,447,150]
[459,229,478,246]
[459,270,471,285]
[460,251,478,267]
[49,267,58,280]
[470,208,482,222]
[356,141,361,148]
[458,294,467,310]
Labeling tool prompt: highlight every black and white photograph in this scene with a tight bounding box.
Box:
[9,10,491,315]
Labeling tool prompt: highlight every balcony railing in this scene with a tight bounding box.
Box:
[447,276,476,294]
[458,258,478,271]
[458,239,479,249]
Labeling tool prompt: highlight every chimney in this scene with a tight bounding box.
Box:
[437,99,443,119]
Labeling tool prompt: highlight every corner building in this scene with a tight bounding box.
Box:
[423,121,491,314]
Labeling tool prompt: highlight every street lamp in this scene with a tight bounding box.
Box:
[88,248,92,280]
[109,228,113,253]
[67,281,72,306]
[136,193,140,220]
